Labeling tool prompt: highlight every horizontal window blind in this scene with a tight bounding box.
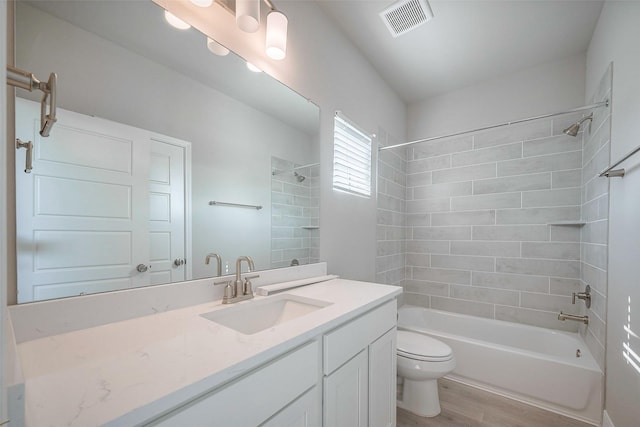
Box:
[333,113,372,197]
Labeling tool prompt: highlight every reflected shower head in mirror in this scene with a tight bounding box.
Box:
[294,172,305,182]
[563,113,593,137]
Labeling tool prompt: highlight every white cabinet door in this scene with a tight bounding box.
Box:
[323,349,368,427]
[149,341,319,427]
[261,386,320,427]
[369,328,397,427]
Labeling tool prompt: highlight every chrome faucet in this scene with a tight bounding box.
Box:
[214,256,258,304]
[205,253,222,277]
[234,255,255,294]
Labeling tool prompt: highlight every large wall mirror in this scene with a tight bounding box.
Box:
[13,0,320,303]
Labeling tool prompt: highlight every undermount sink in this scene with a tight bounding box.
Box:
[200,294,333,335]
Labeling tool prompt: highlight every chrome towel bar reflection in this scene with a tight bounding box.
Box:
[599,144,640,178]
[209,201,263,210]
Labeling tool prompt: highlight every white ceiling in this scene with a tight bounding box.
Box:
[317,0,604,103]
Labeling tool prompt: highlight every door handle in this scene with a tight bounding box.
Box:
[16,138,33,173]
[136,264,149,273]
[174,258,186,267]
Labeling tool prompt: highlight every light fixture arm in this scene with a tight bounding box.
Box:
[262,0,276,11]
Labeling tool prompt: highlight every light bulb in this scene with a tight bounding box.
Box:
[190,0,213,7]
[164,11,191,30]
[207,38,230,56]
[266,10,288,60]
[246,62,262,73]
[236,0,260,33]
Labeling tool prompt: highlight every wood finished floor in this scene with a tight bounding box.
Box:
[396,378,594,427]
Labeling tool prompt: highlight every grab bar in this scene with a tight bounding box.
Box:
[6,65,58,137]
[600,143,640,178]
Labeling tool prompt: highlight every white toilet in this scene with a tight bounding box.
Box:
[396,330,456,417]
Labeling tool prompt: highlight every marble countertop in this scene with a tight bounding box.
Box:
[16,279,401,426]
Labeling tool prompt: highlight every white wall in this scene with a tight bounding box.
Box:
[585,2,640,426]
[277,2,407,281]
[162,0,408,281]
[408,54,586,140]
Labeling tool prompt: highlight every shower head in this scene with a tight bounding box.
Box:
[563,113,594,137]
[294,172,306,182]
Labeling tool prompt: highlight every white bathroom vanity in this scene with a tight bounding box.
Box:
[7,265,401,426]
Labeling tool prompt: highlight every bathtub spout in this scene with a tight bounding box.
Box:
[558,311,589,324]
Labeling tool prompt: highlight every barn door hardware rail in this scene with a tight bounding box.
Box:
[7,65,57,137]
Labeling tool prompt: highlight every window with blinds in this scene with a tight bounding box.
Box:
[333,113,372,197]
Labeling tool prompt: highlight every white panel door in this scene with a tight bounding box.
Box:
[323,349,369,427]
[369,328,397,427]
[148,137,187,285]
[15,98,150,302]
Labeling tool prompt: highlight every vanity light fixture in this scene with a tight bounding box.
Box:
[236,0,289,60]
[166,0,289,60]
[164,10,191,29]
[207,37,230,56]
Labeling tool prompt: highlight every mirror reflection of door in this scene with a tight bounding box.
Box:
[148,136,190,285]
[15,99,190,302]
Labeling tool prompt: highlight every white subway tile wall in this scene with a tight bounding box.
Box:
[376,82,610,342]
[271,157,320,268]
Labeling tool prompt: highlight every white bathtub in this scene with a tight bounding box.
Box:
[398,306,603,425]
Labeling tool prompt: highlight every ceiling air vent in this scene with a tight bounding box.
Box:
[379,0,434,37]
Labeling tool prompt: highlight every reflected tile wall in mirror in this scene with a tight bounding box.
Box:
[271,157,320,269]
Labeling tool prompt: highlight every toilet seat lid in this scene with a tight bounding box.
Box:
[397,330,452,361]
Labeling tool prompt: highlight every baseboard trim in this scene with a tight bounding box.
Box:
[602,410,614,427]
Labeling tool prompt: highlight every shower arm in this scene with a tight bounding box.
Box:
[379,100,609,151]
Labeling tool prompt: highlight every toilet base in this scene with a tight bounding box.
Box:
[397,378,441,417]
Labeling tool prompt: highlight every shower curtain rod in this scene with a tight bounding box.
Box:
[379,100,610,151]
[271,162,319,175]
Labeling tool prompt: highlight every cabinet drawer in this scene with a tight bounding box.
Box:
[150,340,319,426]
[323,299,396,375]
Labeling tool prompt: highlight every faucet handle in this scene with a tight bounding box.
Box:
[572,285,592,308]
[243,274,260,296]
[214,279,234,301]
